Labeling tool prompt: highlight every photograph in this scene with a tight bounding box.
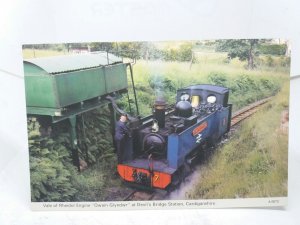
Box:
[23,39,289,206]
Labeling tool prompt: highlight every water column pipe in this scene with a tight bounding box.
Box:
[127,63,139,116]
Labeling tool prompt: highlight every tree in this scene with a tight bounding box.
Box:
[117,42,152,59]
[216,39,260,70]
[89,42,115,52]
[178,43,193,61]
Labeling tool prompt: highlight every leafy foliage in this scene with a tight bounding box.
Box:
[216,39,260,69]
[208,73,228,86]
[160,43,193,62]
[28,118,77,202]
[148,75,176,92]
[228,75,279,110]
[76,106,115,165]
[258,44,287,55]
[28,105,117,202]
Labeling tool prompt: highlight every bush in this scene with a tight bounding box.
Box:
[160,43,193,62]
[28,105,116,202]
[148,75,177,94]
[233,75,257,92]
[28,118,77,202]
[208,73,227,86]
[266,55,274,67]
[258,44,287,55]
[279,56,291,67]
[177,43,193,61]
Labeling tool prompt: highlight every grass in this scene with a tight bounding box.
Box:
[130,52,289,115]
[187,82,289,199]
[71,158,123,201]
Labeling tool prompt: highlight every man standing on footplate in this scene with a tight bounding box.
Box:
[114,113,131,164]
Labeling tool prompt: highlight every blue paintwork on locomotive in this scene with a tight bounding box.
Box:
[118,84,232,188]
[167,106,230,169]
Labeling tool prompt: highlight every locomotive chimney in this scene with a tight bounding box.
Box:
[154,97,166,128]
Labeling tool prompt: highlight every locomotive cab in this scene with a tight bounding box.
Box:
[176,84,229,109]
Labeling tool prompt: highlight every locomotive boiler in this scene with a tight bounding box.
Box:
[115,84,232,189]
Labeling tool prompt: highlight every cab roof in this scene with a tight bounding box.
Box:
[178,84,229,94]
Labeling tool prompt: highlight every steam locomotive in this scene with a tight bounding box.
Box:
[116,84,232,189]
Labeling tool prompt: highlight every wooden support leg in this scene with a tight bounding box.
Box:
[69,116,80,171]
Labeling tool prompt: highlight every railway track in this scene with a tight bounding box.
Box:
[230,97,272,127]
[123,189,168,201]
[123,190,154,201]
[123,97,272,201]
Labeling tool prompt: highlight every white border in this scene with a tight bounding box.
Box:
[31,197,287,211]
[1,0,300,224]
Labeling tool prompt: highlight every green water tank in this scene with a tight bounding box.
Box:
[24,52,128,116]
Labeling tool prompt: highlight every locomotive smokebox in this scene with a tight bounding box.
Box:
[154,97,166,128]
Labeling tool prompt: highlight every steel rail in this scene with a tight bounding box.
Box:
[123,190,155,201]
[231,97,272,127]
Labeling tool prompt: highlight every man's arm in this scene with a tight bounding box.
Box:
[120,123,131,137]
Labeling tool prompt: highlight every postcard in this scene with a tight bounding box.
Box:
[23,39,289,210]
